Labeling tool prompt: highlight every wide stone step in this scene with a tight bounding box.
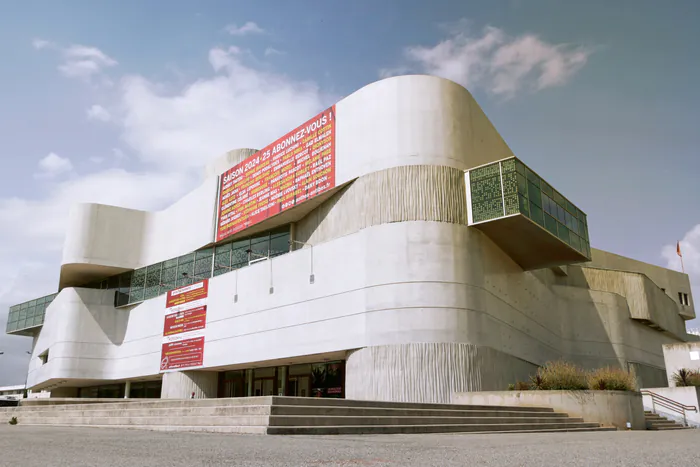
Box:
[4,397,555,414]
[267,415,584,427]
[14,414,584,428]
[266,422,606,435]
[5,405,570,420]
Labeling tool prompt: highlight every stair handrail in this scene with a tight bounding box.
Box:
[641,390,697,427]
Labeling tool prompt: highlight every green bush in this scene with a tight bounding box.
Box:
[530,361,588,390]
[514,380,532,391]
[672,369,700,387]
[587,366,637,391]
[8,417,17,425]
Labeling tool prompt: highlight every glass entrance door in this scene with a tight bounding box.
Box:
[254,378,275,396]
[287,376,310,397]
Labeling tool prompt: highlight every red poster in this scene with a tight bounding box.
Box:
[163,305,207,337]
[216,105,336,242]
[165,279,209,308]
[160,337,205,371]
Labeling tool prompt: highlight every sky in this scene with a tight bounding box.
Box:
[0,0,699,385]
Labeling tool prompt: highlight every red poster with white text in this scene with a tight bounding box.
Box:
[160,279,209,372]
[216,106,336,241]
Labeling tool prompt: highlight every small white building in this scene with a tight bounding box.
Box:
[0,385,25,400]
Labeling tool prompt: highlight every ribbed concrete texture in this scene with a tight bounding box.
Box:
[296,165,468,246]
[346,343,537,404]
[161,370,218,399]
[0,396,614,435]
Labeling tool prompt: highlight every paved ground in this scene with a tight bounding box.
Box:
[0,426,698,466]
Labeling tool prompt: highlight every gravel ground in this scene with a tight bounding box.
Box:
[0,426,698,467]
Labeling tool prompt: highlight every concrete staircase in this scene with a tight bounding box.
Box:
[0,396,615,435]
[644,411,694,431]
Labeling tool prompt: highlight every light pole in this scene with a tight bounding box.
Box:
[290,240,315,284]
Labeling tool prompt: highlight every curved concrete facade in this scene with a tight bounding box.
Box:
[17,75,696,402]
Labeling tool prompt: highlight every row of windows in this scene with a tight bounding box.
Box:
[106,226,290,306]
[6,227,292,333]
[5,293,57,333]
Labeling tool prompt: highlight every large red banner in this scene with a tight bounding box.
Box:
[215,106,336,242]
[160,279,209,372]
[160,337,205,371]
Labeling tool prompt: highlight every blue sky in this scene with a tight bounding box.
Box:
[0,0,699,384]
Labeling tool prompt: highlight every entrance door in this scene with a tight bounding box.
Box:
[254,378,275,396]
[287,376,310,397]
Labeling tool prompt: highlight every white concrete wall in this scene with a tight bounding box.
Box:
[662,342,700,386]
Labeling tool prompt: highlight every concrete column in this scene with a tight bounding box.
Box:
[124,381,131,398]
[246,369,253,396]
[277,366,287,396]
[161,370,218,399]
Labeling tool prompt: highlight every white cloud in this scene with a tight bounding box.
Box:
[59,45,117,80]
[120,46,330,170]
[34,39,117,82]
[225,21,265,36]
[34,152,73,178]
[32,38,54,50]
[264,47,285,57]
[387,23,591,98]
[86,104,112,122]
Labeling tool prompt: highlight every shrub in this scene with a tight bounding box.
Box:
[587,366,637,391]
[8,417,17,425]
[672,369,700,387]
[530,361,589,390]
[514,381,532,391]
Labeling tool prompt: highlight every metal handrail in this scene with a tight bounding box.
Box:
[641,390,698,427]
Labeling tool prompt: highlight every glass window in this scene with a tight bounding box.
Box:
[544,214,558,236]
[541,194,551,215]
[565,211,574,230]
[144,263,163,300]
[231,239,250,269]
[129,268,146,304]
[528,182,542,207]
[557,222,570,243]
[250,234,270,261]
[556,204,567,224]
[529,201,544,226]
[515,159,525,175]
[570,232,581,252]
[194,254,213,281]
[526,167,540,186]
[518,194,529,217]
[214,243,232,277]
[517,173,528,198]
[176,253,195,287]
[270,230,290,257]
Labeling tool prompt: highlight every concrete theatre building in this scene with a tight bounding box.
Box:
[5,75,697,403]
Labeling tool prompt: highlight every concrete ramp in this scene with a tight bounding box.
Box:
[0,396,614,434]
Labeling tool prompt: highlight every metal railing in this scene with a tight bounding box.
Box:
[641,390,698,427]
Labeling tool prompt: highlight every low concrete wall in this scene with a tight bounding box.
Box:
[642,386,700,427]
[453,390,645,430]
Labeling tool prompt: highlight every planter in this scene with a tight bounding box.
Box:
[453,390,645,430]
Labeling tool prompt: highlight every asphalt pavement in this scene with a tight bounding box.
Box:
[0,425,698,467]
